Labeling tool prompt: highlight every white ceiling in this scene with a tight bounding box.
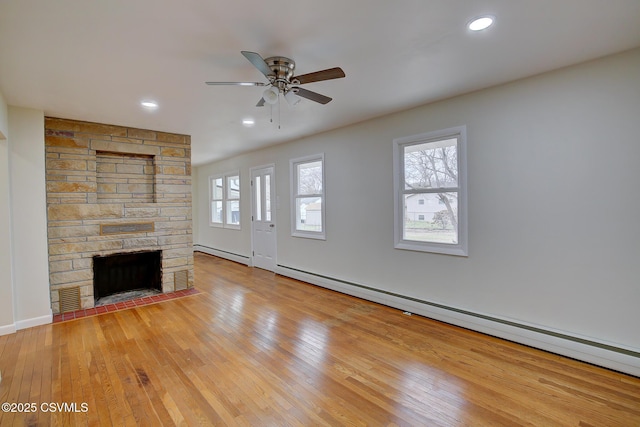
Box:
[1,0,639,166]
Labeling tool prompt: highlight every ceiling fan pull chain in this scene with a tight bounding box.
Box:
[278,93,281,130]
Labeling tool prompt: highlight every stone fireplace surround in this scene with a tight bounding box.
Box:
[45,118,193,314]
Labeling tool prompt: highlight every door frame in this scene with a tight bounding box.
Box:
[250,163,277,271]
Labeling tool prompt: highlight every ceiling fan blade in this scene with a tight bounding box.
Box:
[205,82,266,86]
[256,98,266,107]
[241,51,275,79]
[293,87,332,105]
[292,67,345,85]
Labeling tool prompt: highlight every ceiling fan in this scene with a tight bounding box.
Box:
[206,51,345,107]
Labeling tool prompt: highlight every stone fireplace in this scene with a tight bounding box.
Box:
[44,118,194,314]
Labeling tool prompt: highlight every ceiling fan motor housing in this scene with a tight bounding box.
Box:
[265,57,296,91]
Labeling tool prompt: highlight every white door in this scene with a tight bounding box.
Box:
[251,165,277,271]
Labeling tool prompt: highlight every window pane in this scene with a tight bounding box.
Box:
[403,192,458,244]
[211,201,222,223]
[212,178,223,200]
[227,175,240,199]
[295,197,322,232]
[404,138,458,190]
[297,161,322,195]
[255,176,261,221]
[226,200,240,225]
[265,174,271,221]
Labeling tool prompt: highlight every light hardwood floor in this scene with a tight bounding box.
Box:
[0,252,639,426]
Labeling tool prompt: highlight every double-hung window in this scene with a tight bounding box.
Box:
[209,172,241,229]
[393,126,467,256]
[291,154,325,239]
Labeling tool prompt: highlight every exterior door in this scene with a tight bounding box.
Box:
[251,165,277,271]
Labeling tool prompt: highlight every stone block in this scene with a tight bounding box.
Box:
[50,269,93,285]
[125,207,159,218]
[73,258,93,269]
[155,220,191,231]
[47,225,99,238]
[116,163,144,174]
[156,184,191,194]
[46,159,87,171]
[91,140,160,156]
[158,235,193,246]
[156,132,187,144]
[128,128,156,140]
[46,182,97,193]
[123,237,158,249]
[48,240,123,255]
[162,256,190,268]
[48,204,123,221]
[162,247,193,259]
[161,147,186,157]
[111,136,143,144]
[160,207,191,217]
[97,183,117,193]
[49,260,73,273]
[162,166,186,175]
[45,135,89,148]
[46,117,128,137]
[81,297,94,309]
[117,183,154,194]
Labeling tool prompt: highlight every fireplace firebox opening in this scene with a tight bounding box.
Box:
[93,251,162,304]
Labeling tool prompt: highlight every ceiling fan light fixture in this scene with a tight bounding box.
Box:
[263,87,279,105]
[468,15,495,31]
[284,90,301,106]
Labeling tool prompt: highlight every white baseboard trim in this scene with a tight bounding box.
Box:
[15,313,52,331]
[194,244,251,266]
[276,264,640,377]
[0,323,16,336]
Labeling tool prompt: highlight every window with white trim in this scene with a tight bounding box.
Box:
[209,172,241,229]
[393,126,467,256]
[291,154,325,239]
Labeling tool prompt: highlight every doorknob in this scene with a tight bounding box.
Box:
[269,224,275,228]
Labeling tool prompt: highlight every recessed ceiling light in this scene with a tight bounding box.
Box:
[242,118,255,127]
[468,15,495,31]
[140,100,158,109]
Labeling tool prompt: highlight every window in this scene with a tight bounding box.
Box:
[291,154,325,239]
[209,172,241,229]
[393,126,467,256]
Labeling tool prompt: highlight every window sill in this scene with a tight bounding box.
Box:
[394,240,468,257]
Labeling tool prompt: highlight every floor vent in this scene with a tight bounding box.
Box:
[174,270,188,291]
[59,287,81,313]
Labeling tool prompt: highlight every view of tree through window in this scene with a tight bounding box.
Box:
[296,160,323,232]
[403,138,459,244]
[394,127,467,256]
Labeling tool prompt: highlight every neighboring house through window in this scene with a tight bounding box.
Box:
[393,126,467,256]
[209,172,240,229]
[291,154,325,239]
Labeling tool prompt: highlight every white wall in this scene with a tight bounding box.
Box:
[0,92,15,333]
[6,106,51,329]
[195,48,640,374]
